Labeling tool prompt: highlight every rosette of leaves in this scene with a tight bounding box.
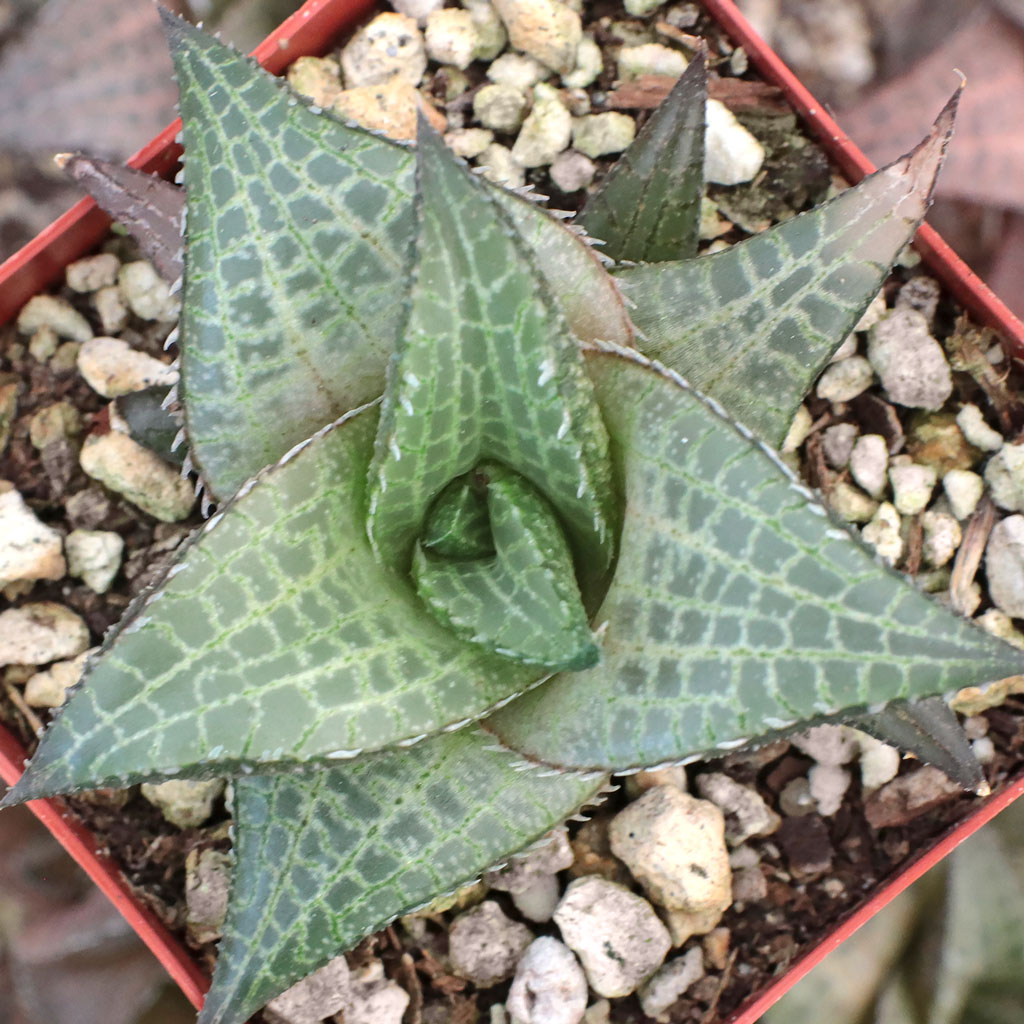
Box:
[5,14,1023,1024]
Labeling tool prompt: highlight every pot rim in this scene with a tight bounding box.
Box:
[1,1,1022,1021]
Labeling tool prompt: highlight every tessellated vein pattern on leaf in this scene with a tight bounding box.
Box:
[200,728,604,1024]
[5,408,540,802]
[487,353,1023,772]
[614,95,957,448]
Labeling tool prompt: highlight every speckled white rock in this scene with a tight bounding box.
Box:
[66,253,120,293]
[486,51,549,88]
[65,528,124,593]
[487,826,573,894]
[550,149,595,192]
[425,8,479,69]
[984,444,1024,513]
[477,142,526,187]
[493,0,582,73]
[92,285,129,334]
[956,403,1003,452]
[346,960,409,1024]
[793,724,858,766]
[986,515,1024,618]
[506,937,587,1024]
[118,261,179,322]
[474,83,529,132]
[849,434,888,499]
[943,469,985,520]
[80,431,195,523]
[816,355,874,402]
[389,0,443,24]
[888,459,936,515]
[445,126,495,159]
[265,956,350,1024]
[704,99,765,185]
[922,510,961,568]
[862,501,902,565]
[77,337,178,398]
[638,947,704,1023]
[464,0,507,60]
[822,423,858,469]
[572,112,636,158]
[563,33,602,88]
[609,786,732,914]
[808,763,851,816]
[866,309,952,410]
[0,602,90,667]
[694,772,780,846]
[0,486,66,588]
[512,83,572,167]
[449,901,533,986]
[553,877,671,997]
[341,12,426,87]
[23,649,91,708]
[618,42,688,79]
[141,778,226,829]
[828,481,877,523]
[17,295,93,342]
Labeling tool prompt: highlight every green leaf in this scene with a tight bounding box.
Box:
[614,90,959,448]
[367,119,616,581]
[485,350,1023,772]
[413,463,598,671]
[577,52,706,262]
[164,11,631,502]
[845,696,984,793]
[200,728,605,1024]
[4,404,541,804]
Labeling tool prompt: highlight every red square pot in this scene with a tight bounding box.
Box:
[1,1,1023,1020]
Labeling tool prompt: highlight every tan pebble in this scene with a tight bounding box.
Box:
[77,337,178,398]
[0,602,90,667]
[66,253,120,293]
[340,11,427,88]
[0,487,66,588]
[492,0,582,73]
[286,55,342,107]
[17,295,93,342]
[23,649,92,708]
[333,78,445,141]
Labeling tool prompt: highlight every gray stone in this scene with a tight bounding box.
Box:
[617,43,688,78]
[506,937,587,1024]
[849,434,888,499]
[0,602,90,667]
[492,0,582,73]
[867,309,952,410]
[185,848,232,945]
[141,778,226,828]
[23,649,91,708]
[943,469,984,520]
[956,403,1003,452]
[265,956,350,1024]
[77,337,178,398]
[80,431,195,522]
[17,294,92,342]
[694,772,780,846]
[118,261,179,322]
[549,149,595,192]
[894,274,940,324]
[888,459,936,516]
[512,873,561,922]
[638,947,704,1022]
[572,112,636,159]
[562,34,602,88]
[704,99,765,185]
[987,515,1024,618]
[731,865,769,902]
[822,422,858,469]
[984,444,1024,513]
[816,355,874,402]
[609,786,732,914]
[449,901,533,987]
[511,84,572,167]
[553,876,671,997]
[66,253,120,293]
[425,8,479,69]
[474,83,529,133]
[0,485,66,588]
[65,529,124,593]
[340,11,427,87]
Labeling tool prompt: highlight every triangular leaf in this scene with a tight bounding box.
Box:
[614,90,958,448]
[164,12,631,502]
[486,350,1023,772]
[4,404,540,804]
[368,119,615,580]
[201,729,605,1024]
[845,697,984,792]
[577,52,707,263]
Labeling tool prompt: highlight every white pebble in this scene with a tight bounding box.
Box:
[341,12,427,87]
[986,515,1024,619]
[78,337,178,398]
[424,8,479,69]
[849,433,888,498]
[704,99,765,186]
[511,84,572,167]
[943,469,984,520]
[0,486,66,588]
[65,529,124,593]
[888,458,936,516]
[816,356,874,403]
[867,309,952,410]
[506,937,587,1024]
[922,510,961,568]
[956,404,1003,452]
[638,947,704,1022]
[492,0,582,73]
[984,444,1024,513]
[862,501,902,565]
[0,602,89,667]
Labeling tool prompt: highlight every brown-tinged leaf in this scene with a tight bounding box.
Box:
[58,153,184,282]
[0,0,180,159]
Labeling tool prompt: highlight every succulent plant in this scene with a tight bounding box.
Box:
[5,12,1023,1024]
